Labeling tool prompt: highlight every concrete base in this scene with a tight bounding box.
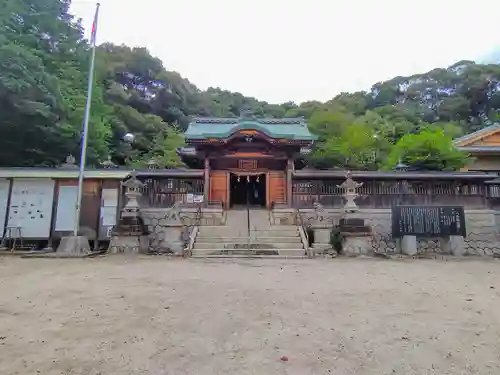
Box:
[312,244,332,255]
[343,235,372,255]
[57,235,91,255]
[441,235,465,256]
[401,235,417,256]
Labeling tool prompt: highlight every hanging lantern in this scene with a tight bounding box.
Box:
[256,176,259,182]
[237,176,240,182]
[247,176,250,182]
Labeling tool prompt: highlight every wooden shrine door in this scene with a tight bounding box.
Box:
[266,171,286,208]
[209,171,228,208]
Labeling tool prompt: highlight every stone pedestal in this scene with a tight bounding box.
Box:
[57,235,91,255]
[108,235,149,254]
[313,228,331,245]
[342,233,372,255]
[338,217,373,256]
[311,227,332,254]
[157,224,185,255]
[441,235,465,256]
[400,235,417,256]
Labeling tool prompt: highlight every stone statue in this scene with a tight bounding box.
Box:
[60,154,78,169]
[338,171,363,212]
[312,201,326,224]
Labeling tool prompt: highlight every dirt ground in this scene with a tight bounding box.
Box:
[0,256,499,375]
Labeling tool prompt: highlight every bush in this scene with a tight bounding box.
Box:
[330,226,343,252]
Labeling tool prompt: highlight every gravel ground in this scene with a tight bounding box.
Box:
[0,256,499,375]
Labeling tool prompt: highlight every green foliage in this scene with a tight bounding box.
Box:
[0,0,110,166]
[329,227,343,252]
[383,129,470,171]
[0,0,499,170]
[131,124,185,169]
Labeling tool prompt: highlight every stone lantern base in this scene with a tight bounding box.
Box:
[342,233,372,255]
[339,218,373,256]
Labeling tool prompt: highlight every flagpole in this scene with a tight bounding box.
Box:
[74,2,101,236]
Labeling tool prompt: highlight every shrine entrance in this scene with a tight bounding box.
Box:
[178,113,317,209]
[229,173,266,208]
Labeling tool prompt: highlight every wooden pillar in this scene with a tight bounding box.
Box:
[286,158,294,207]
[203,157,210,203]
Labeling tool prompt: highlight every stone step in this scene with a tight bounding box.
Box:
[198,225,297,230]
[197,228,299,236]
[249,231,299,237]
[193,242,304,249]
[195,236,302,243]
[191,255,307,259]
[191,249,306,257]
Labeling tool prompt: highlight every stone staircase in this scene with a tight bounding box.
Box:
[191,209,306,257]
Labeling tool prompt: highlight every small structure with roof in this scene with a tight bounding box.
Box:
[454,123,500,173]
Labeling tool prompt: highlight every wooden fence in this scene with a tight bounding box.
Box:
[292,178,500,209]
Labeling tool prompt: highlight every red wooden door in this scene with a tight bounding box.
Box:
[209,171,228,208]
[267,172,286,208]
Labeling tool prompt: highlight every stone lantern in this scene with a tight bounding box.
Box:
[338,171,363,212]
[101,156,116,169]
[121,171,144,218]
[337,171,373,256]
[147,157,159,171]
[108,171,149,254]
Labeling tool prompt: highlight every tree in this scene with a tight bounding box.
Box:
[382,129,470,171]
[0,0,499,170]
[131,123,185,169]
[0,0,111,166]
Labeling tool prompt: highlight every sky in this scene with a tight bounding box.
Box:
[70,0,500,104]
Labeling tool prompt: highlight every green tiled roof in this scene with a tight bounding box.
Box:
[184,117,317,141]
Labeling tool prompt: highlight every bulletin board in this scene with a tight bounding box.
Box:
[54,185,78,231]
[0,179,10,235]
[7,178,55,238]
[100,188,118,237]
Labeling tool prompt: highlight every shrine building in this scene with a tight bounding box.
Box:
[177,112,316,209]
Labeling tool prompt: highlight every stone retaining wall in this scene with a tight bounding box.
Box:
[138,207,225,253]
[287,208,500,256]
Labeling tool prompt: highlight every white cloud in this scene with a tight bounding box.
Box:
[71,0,500,103]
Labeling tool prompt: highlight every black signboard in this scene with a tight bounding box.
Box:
[391,206,466,238]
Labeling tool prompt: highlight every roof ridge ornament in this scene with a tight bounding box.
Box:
[60,154,78,169]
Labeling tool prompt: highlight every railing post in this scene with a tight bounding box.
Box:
[246,184,251,249]
[204,157,210,203]
[287,158,294,207]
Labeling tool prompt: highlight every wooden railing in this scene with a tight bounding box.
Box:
[292,179,499,209]
[138,177,204,208]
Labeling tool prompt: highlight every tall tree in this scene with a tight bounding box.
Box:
[0,0,110,166]
[1,1,499,171]
[383,129,470,171]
